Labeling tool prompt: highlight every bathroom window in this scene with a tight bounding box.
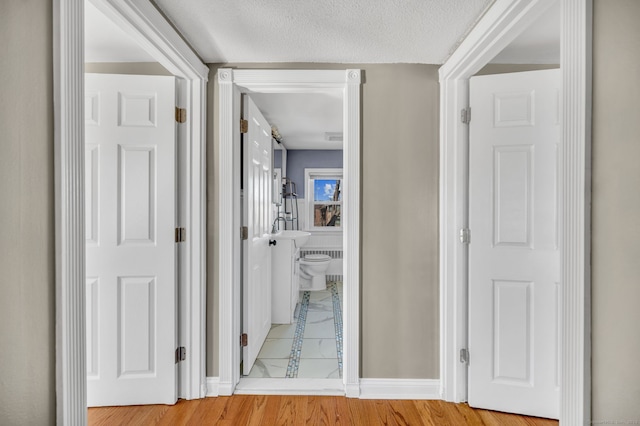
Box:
[305,168,342,231]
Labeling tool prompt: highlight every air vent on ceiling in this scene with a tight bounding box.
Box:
[325,132,343,142]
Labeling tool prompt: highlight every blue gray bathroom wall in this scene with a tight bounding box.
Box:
[274,148,282,169]
[285,150,343,198]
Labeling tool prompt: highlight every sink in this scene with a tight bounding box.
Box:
[272,230,311,247]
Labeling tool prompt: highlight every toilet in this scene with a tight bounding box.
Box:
[299,254,331,291]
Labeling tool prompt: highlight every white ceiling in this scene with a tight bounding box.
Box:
[85,1,155,62]
[84,0,560,149]
[152,0,494,64]
[251,92,344,150]
[491,1,560,64]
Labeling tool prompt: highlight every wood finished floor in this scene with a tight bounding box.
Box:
[88,395,559,425]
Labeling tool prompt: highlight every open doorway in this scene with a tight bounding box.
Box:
[439,0,591,423]
[239,92,345,382]
[216,69,361,396]
[83,1,183,406]
[465,2,562,419]
[54,0,208,419]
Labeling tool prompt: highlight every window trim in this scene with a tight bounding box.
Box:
[304,168,343,232]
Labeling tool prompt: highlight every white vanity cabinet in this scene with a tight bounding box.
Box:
[271,238,300,324]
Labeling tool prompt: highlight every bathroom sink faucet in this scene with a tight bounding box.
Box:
[271,215,286,234]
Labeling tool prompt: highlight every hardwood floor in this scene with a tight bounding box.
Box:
[88,396,559,425]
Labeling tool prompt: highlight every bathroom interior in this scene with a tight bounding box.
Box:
[243,92,345,379]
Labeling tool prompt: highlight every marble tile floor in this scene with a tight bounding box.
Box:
[247,282,343,379]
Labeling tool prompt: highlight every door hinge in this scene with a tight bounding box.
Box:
[175,227,186,242]
[175,107,187,124]
[459,228,471,244]
[460,107,471,124]
[241,333,248,347]
[175,346,186,363]
[460,348,469,364]
[240,119,248,134]
[241,226,248,241]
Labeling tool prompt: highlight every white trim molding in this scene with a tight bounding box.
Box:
[55,0,209,423]
[206,377,220,397]
[560,0,592,424]
[234,379,344,396]
[54,0,86,424]
[217,69,361,397]
[359,379,441,400]
[438,0,591,423]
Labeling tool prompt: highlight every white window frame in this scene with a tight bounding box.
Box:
[304,168,343,232]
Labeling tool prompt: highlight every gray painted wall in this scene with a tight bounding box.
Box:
[0,1,56,424]
[3,1,636,421]
[285,150,343,199]
[592,0,640,420]
[208,64,440,378]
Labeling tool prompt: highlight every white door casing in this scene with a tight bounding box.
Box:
[242,96,273,375]
[85,73,177,406]
[468,69,561,418]
[56,0,209,421]
[217,69,361,396]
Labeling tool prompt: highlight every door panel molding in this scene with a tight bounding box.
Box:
[54,0,208,423]
[438,0,592,424]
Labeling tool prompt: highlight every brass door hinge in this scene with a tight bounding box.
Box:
[241,333,248,347]
[460,348,469,364]
[459,228,471,244]
[175,346,186,363]
[460,107,471,124]
[175,227,186,242]
[240,119,248,134]
[175,107,187,123]
[241,226,248,241]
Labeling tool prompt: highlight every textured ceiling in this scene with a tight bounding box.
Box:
[251,92,344,150]
[492,1,560,64]
[84,0,560,149]
[85,1,155,62]
[152,0,494,64]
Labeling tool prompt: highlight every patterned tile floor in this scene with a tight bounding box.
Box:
[247,282,343,379]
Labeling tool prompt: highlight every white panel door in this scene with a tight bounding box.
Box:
[469,69,560,419]
[242,95,273,375]
[85,73,177,406]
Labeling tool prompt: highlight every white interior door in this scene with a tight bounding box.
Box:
[468,69,560,419]
[85,73,177,406]
[242,95,273,375]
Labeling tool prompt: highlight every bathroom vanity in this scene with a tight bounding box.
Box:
[271,230,310,324]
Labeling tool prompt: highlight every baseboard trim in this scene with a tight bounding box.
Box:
[359,379,441,400]
[234,378,344,396]
[206,377,220,397]
[206,377,441,400]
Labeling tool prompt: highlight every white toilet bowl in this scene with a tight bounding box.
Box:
[299,254,331,291]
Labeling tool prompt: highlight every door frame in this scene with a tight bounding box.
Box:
[438,0,592,424]
[54,0,209,423]
[216,69,361,396]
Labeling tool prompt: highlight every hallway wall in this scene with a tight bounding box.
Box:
[592,0,640,420]
[5,1,638,421]
[207,64,440,378]
[0,1,56,424]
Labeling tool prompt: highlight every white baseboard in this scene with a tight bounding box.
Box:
[359,379,441,400]
[206,377,219,397]
[206,377,441,400]
[234,378,344,395]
